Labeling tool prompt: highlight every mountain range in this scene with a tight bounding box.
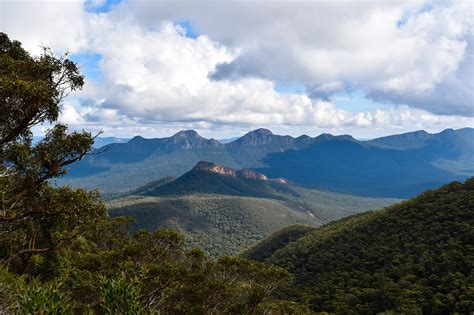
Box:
[108,161,398,256]
[33,135,130,148]
[61,127,473,198]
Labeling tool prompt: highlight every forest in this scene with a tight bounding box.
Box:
[246,179,474,314]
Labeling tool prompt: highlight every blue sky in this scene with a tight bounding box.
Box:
[70,53,102,81]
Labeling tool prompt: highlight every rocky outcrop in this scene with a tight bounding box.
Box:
[236,168,268,181]
[193,161,272,181]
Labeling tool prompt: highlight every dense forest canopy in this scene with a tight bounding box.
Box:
[247,178,474,314]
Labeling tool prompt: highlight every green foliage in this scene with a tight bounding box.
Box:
[0,32,83,145]
[108,170,397,256]
[54,224,295,313]
[17,280,71,315]
[242,225,315,261]
[110,195,316,256]
[100,274,143,314]
[0,32,102,276]
[253,178,474,314]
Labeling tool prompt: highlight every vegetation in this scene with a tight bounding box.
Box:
[136,168,298,199]
[242,225,315,262]
[248,178,474,314]
[108,168,398,256]
[109,195,316,256]
[1,225,299,313]
[0,33,304,314]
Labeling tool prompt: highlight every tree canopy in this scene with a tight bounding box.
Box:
[249,178,474,314]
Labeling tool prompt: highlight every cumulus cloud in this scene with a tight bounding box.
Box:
[2,0,473,138]
[369,36,474,116]
[0,0,87,54]
[124,0,473,115]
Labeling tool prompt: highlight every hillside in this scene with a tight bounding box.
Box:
[242,225,316,262]
[258,134,466,197]
[135,161,292,199]
[109,195,317,256]
[246,178,474,314]
[123,161,399,222]
[60,128,473,197]
[108,162,398,256]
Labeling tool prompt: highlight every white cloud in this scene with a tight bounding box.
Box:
[0,0,87,55]
[2,0,473,138]
[125,0,473,114]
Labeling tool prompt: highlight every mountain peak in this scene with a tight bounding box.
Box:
[129,135,145,142]
[172,130,200,138]
[165,130,221,150]
[231,128,278,146]
[250,128,273,136]
[314,133,356,142]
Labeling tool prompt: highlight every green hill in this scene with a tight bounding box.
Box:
[242,225,316,262]
[108,162,398,256]
[135,161,296,199]
[109,195,317,256]
[246,178,474,314]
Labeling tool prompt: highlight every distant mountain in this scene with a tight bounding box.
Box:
[245,178,474,314]
[33,135,130,148]
[226,128,301,148]
[108,161,398,256]
[60,128,473,198]
[91,130,222,164]
[257,128,473,197]
[365,128,473,152]
[217,136,239,144]
[92,136,130,148]
[130,161,291,198]
[365,130,433,149]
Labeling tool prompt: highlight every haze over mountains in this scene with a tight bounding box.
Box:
[62,127,473,198]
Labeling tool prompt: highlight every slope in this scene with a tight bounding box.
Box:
[109,195,316,257]
[247,178,474,314]
[108,162,399,256]
[258,133,469,197]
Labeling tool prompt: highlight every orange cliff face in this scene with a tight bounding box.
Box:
[192,161,278,182]
[193,161,238,177]
[236,169,268,181]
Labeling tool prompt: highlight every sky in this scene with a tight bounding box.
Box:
[1,0,473,139]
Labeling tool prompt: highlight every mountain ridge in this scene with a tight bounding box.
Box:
[95,127,471,150]
[61,127,473,197]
